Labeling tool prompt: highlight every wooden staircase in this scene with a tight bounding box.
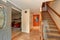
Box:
[42,11,60,40]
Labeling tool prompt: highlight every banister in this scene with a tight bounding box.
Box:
[47,4,60,17]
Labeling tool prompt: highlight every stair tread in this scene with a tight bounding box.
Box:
[42,12,60,40]
[47,28,58,33]
[48,20,53,22]
[48,22,55,24]
[49,25,56,26]
[47,33,60,37]
[49,25,56,27]
[48,28,58,31]
[43,19,52,20]
[49,26,57,28]
[47,30,59,34]
[48,23,55,24]
[47,36,60,40]
[47,38,60,40]
[48,22,54,23]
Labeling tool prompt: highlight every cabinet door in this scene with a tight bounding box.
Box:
[33,15,40,26]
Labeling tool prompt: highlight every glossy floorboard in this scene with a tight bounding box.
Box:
[12,27,41,40]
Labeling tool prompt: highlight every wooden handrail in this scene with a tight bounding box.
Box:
[47,4,60,17]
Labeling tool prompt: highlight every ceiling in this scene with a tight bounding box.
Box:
[8,0,45,13]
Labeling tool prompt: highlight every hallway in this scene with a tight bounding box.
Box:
[0,0,60,40]
[12,11,60,40]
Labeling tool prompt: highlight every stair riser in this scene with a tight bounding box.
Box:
[47,35,60,39]
[49,27,57,29]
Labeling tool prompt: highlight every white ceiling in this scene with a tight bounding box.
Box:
[8,0,45,12]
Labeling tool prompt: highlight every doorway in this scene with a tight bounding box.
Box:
[33,14,40,26]
[11,8,22,39]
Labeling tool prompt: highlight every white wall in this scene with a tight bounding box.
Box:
[48,0,60,30]
[8,0,44,13]
[22,9,30,33]
[0,1,11,40]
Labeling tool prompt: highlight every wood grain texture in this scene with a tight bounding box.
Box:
[47,4,60,17]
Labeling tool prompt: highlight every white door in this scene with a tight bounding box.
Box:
[21,9,30,33]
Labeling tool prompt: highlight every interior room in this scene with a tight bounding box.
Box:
[11,8,22,38]
[0,0,60,40]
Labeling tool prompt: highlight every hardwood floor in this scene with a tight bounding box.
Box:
[12,27,41,40]
[12,11,60,40]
